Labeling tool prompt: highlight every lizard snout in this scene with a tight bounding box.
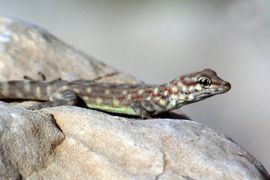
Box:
[224,82,231,91]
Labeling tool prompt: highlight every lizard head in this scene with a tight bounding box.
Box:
[168,68,231,106]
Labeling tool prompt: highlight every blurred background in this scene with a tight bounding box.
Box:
[0,0,269,171]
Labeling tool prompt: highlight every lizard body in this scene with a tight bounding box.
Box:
[0,69,231,118]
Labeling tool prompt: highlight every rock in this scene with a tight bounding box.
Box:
[0,102,64,178]
[0,17,138,84]
[28,106,270,179]
[1,103,268,179]
[0,16,268,179]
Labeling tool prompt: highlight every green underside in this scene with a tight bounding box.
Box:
[86,103,137,116]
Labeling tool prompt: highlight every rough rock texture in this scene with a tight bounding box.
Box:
[0,17,269,179]
[29,106,267,180]
[0,103,64,179]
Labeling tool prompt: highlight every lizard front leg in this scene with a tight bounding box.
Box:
[29,89,81,110]
[131,101,152,119]
[131,101,165,119]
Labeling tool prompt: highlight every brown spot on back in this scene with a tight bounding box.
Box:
[117,96,125,101]
[145,89,153,94]
[132,94,142,101]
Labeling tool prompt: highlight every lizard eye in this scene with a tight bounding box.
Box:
[199,77,212,88]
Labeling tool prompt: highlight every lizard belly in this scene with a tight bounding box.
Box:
[86,103,137,116]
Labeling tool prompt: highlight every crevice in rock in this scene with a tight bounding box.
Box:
[43,113,65,150]
[92,71,120,82]
[155,150,167,180]
[181,175,195,180]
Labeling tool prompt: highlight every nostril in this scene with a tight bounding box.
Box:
[225,82,231,90]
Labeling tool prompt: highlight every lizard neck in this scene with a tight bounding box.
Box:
[149,80,188,111]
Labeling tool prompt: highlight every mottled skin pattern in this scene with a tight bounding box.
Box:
[0,69,231,118]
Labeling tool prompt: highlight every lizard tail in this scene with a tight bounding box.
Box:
[0,81,50,101]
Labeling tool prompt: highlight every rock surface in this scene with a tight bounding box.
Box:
[0,17,138,83]
[0,104,269,179]
[0,17,269,179]
[0,103,64,179]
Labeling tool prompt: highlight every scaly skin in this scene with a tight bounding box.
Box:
[0,69,231,118]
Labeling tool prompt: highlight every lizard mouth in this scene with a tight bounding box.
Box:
[191,82,231,101]
[207,82,231,95]
[216,82,231,94]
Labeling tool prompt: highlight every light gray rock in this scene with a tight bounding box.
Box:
[0,103,268,179]
[0,16,268,179]
[26,106,267,180]
[0,153,20,180]
[0,17,138,84]
[0,102,64,178]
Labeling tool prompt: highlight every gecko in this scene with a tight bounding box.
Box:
[0,69,230,118]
